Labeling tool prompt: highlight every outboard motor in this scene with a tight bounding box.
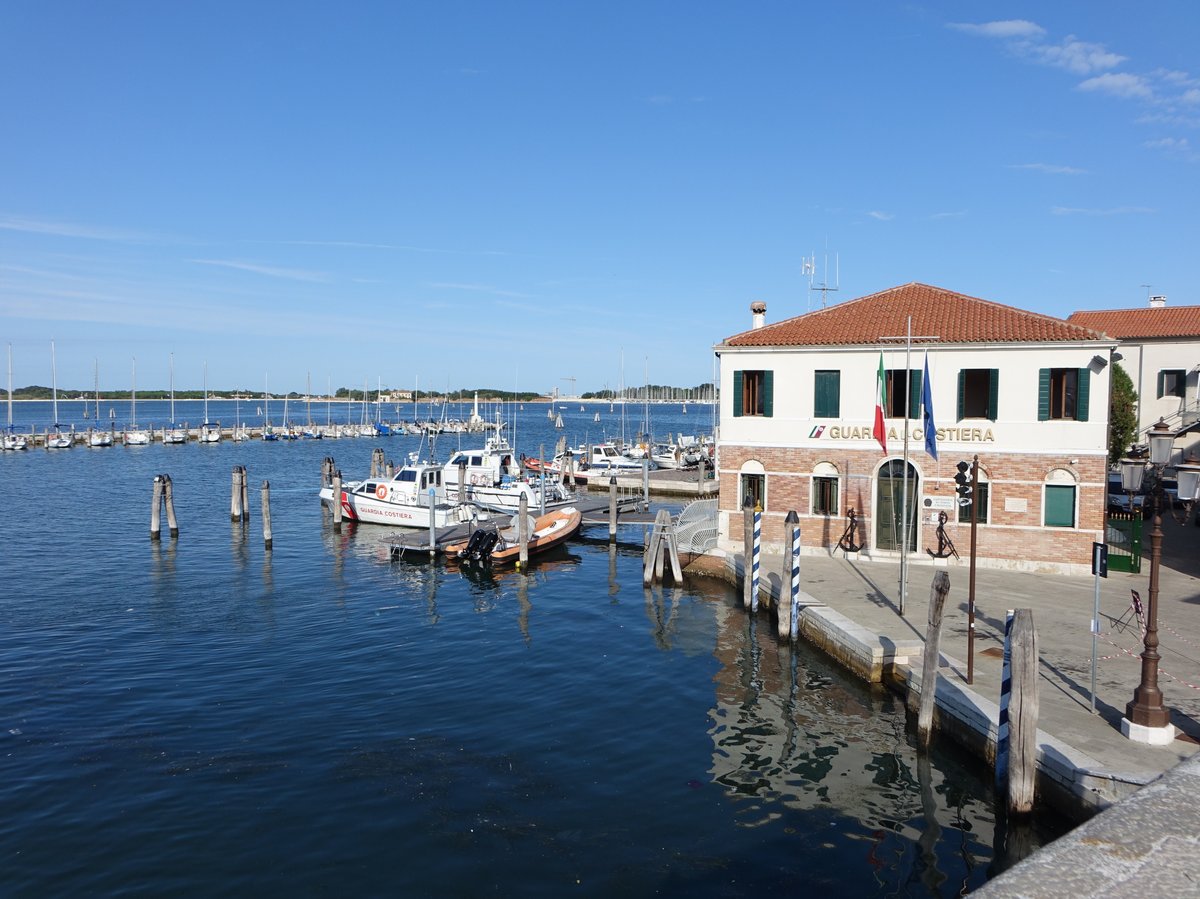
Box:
[460,528,493,561]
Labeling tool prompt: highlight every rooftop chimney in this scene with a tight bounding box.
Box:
[1149,295,1167,308]
[750,301,766,329]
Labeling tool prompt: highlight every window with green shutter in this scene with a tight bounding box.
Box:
[958,369,998,420]
[885,369,921,419]
[733,370,772,417]
[1044,484,1076,527]
[814,370,840,418]
[1039,368,1088,421]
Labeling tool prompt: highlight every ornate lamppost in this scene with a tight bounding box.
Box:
[1119,421,1200,744]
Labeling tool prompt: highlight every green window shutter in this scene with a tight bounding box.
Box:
[733,371,743,417]
[908,368,922,420]
[1037,369,1050,421]
[1044,485,1076,527]
[956,370,966,421]
[1076,368,1090,422]
[814,371,840,418]
[762,370,774,418]
[987,369,999,421]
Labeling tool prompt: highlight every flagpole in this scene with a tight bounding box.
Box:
[901,316,912,615]
[880,317,939,618]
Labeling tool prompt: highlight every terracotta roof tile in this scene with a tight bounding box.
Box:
[723,283,1107,346]
[1066,306,1200,340]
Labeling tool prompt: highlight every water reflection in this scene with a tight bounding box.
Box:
[705,598,1035,889]
[643,586,682,650]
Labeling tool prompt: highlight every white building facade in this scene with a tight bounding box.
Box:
[1067,300,1200,461]
[715,283,1117,575]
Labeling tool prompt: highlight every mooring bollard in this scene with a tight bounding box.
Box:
[150,475,164,540]
[518,492,529,567]
[240,466,249,523]
[428,487,437,557]
[1008,609,1039,816]
[742,497,754,610]
[261,480,273,550]
[917,571,951,750]
[608,476,618,540]
[331,472,343,530]
[779,511,800,640]
[231,466,244,522]
[162,474,178,538]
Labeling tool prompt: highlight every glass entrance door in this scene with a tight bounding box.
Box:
[876,459,919,552]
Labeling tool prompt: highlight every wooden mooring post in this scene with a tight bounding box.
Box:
[321,456,335,487]
[642,508,682,586]
[916,571,951,750]
[231,466,244,522]
[741,498,753,609]
[162,474,178,538]
[1006,609,1039,816]
[261,480,273,550]
[240,467,249,522]
[518,492,530,567]
[150,475,164,540]
[779,511,800,641]
[608,476,618,540]
[331,471,343,531]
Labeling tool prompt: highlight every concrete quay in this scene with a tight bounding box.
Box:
[694,517,1200,830]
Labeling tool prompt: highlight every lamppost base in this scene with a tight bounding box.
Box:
[1121,717,1176,745]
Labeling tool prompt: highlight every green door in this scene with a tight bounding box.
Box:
[876,459,919,552]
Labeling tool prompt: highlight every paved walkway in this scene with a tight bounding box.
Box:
[748,515,1200,789]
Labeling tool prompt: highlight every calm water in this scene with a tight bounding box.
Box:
[1,403,1065,896]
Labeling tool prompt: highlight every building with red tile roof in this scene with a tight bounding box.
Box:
[1067,301,1200,454]
[714,283,1118,576]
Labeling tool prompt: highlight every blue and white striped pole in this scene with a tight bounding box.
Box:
[790,518,801,642]
[751,509,761,613]
[996,608,1014,790]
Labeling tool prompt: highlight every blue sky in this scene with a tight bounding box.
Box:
[2,2,1197,395]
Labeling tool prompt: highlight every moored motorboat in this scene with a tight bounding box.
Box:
[443,435,575,514]
[446,506,581,567]
[318,459,482,528]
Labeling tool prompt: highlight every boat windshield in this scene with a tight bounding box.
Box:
[396,469,418,482]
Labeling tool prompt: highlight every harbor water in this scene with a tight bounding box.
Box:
[1,401,1067,895]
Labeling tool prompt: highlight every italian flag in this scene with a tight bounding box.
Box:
[873,352,888,455]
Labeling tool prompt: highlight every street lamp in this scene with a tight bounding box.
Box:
[1119,421,1200,744]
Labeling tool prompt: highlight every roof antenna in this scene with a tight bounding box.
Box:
[807,242,839,310]
[1140,283,1152,304]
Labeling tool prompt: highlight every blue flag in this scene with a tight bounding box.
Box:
[922,353,938,460]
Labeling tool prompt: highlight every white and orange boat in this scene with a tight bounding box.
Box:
[446,506,581,567]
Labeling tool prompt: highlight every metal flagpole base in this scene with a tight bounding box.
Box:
[1121,717,1176,745]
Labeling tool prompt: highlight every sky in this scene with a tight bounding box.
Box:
[2,2,1198,395]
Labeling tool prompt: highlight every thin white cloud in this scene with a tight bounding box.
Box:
[646,94,674,105]
[192,259,330,282]
[1009,163,1087,175]
[948,20,1045,39]
[0,214,154,242]
[866,211,894,221]
[1050,205,1155,216]
[929,210,967,219]
[1023,37,1125,76]
[1078,72,1153,99]
[1145,137,1189,151]
[427,281,533,299]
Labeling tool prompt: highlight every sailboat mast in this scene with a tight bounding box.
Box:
[51,340,59,426]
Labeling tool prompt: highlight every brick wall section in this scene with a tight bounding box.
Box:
[720,445,1106,568]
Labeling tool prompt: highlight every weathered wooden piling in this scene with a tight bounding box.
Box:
[261,480,273,549]
[518,492,530,567]
[150,475,164,540]
[331,472,343,530]
[1008,608,1040,815]
[608,476,618,540]
[742,497,754,610]
[779,510,800,640]
[162,474,178,537]
[231,466,244,522]
[385,461,394,478]
[240,467,249,522]
[917,571,951,750]
[643,508,682,586]
[321,456,335,487]
[427,487,437,557]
